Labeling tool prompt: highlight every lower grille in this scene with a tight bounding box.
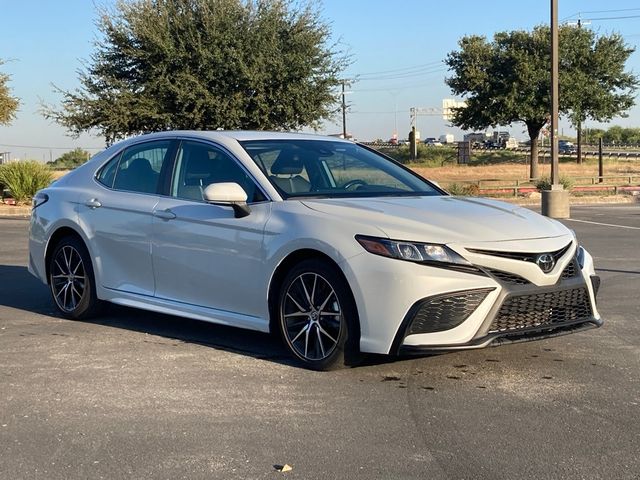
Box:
[561,259,578,279]
[489,287,592,333]
[408,288,494,334]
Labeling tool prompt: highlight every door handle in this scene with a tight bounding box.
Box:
[153,209,176,220]
[85,199,102,209]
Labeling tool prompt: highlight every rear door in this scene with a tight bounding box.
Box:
[78,139,177,296]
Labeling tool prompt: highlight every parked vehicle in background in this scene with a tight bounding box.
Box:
[503,137,519,149]
[463,132,488,146]
[439,134,455,144]
[424,138,443,147]
[559,140,577,154]
[28,131,603,370]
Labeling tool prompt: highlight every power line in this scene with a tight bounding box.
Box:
[349,60,444,78]
[350,68,450,92]
[575,7,640,15]
[562,8,640,22]
[587,14,640,21]
[0,143,103,150]
[355,65,447,82]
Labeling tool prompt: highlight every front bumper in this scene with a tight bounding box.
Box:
[392,252,602,355]
[343,237,602,355]
[399,318,602,355]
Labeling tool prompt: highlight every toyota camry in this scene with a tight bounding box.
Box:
[28,131,602,369]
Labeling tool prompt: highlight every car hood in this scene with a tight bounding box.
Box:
[300,196,569,244]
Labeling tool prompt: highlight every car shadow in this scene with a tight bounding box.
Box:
[0,264,398,369]
[0,264,298,366]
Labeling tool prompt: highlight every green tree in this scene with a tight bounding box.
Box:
[0,59,20,126]
[48,148,92,169]
[42,0,348,144]
[445,26,637,178]
[562,28,637,162]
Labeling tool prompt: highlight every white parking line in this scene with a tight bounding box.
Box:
[565,218,640,230]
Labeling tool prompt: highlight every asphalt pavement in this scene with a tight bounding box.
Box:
[0,205,638,479]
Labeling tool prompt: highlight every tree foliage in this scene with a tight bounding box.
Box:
[43,0,348,143]
[445,26,638,178]
[0,59,20,126]
[585,126,640,145]
[48,148,92,169]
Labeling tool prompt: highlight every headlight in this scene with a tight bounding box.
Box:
[355,235,471,266]
[32,192,49,209]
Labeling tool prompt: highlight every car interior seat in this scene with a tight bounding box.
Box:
[178,148,214,200]
[116,157,158,194]
[269,149,311,194]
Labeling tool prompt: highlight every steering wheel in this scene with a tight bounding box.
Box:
[343,179,367,190]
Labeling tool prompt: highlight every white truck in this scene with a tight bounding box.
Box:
[439,133,455,144]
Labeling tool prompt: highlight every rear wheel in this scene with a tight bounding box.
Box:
[278,259,357,370]
[49,236,102,319]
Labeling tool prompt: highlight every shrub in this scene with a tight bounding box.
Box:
[446,182,479,196]
[377,145,457,166]
[0,161,54,204]
[535,176,574,191]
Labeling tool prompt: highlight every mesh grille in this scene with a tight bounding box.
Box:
[489,288,592,333]
[561,259,578,279]
[409,289,493,334]
[485,269,530,285]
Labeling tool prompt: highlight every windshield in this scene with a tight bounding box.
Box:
[240,139,442,199]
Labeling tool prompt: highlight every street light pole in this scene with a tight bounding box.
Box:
[550,0,559,186]
[341,80,347,139]
[542,0,570,218]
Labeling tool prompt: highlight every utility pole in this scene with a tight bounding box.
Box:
[576,17,583,165]
[341,80,347,139]
[542,0,570,218]
[550,0,559,187]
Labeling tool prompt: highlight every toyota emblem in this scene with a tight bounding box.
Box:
[536,253,555,273]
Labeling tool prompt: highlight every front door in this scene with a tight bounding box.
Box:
[151,140,271,326]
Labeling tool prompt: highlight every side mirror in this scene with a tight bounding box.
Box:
[203,182,251,218]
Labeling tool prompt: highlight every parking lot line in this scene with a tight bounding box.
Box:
[564,218,640,230]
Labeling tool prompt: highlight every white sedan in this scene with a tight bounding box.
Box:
[28,131,602,369]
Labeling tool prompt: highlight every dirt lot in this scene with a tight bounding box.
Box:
[414,158,640,184]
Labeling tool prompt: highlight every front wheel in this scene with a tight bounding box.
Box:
[49,236,102,320]
[278,259,357,370]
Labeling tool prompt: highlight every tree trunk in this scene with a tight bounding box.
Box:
[576,122,582,164]
[526,124,542,180]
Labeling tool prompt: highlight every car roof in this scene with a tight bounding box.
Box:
[119,130,353,144]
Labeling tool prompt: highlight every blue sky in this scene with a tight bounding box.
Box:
[1,0,639,160]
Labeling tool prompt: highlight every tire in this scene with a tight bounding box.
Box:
[48,236,102,320]
[278,259,358,370]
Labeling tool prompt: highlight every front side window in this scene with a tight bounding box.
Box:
[241,140,442,198]
[170,141,263,202]
[112,141,171,194]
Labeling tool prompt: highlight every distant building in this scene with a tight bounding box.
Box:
[0,152,11,164]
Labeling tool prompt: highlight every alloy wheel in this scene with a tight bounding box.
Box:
[281,272,343,362]
[51,245,87,313]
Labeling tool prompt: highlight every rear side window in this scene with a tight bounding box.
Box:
[111,141,171,194]
[96,155,120,188]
